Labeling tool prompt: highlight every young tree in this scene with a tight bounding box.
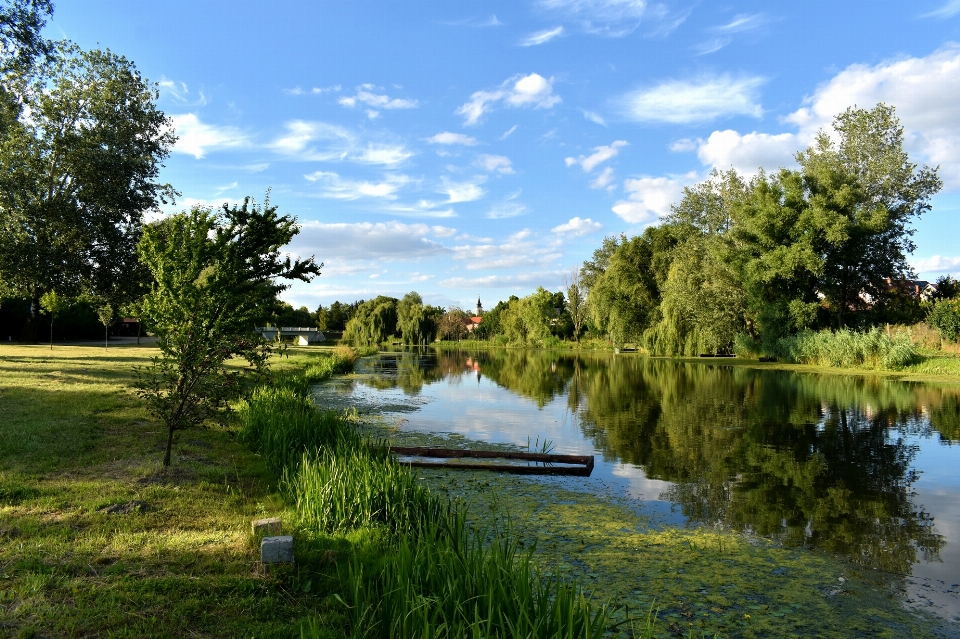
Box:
[439,307,470,342]
[38,289,65,350]
[135,197,321,466]
[0,42,176,341]
[564,268,587,344]
[96,302,113,351]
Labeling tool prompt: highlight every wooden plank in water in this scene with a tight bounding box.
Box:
[390,446,595,477]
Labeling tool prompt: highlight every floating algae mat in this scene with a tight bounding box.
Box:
[312,349,960,636]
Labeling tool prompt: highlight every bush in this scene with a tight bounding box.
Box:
[929,298,960,343]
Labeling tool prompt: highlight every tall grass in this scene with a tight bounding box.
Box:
[241,348,612,639]
[333,515,610,639]
[773,328,921,370]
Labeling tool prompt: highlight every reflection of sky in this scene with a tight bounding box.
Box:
[903,433,960,622]
[337,356,960,622]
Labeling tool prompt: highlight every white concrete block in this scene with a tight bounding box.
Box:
[251,517,281,536]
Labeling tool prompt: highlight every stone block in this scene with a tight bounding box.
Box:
[251,517,282,536]
[261,535,294,564]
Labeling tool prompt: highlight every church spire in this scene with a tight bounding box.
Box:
[475,296,483,316]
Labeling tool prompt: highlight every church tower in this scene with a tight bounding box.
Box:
[475,296,483,316]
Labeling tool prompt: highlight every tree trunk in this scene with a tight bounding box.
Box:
[104,323,108,351]
[163,423,174,466]
[136,321,141,345]
[49,316,54,350]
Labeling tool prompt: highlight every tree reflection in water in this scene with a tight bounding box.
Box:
[376,348,954,573]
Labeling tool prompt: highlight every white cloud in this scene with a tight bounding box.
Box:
[339,88,418,110]
[669,138,697,152]
[303,171,410,200]
[285,85,341,95]
[452,229,560,270]
[693,37,730,56]
[440,271,561,289]
[477,154,514,174]
[612,173,696,224]
[538,0,648,36]
[912,255,960,273]
[782,44,960,187]
[292,221,452,261]
[269,121,411,166]
[158,77,207,106]
[695,130,800,175]
[923,0,960,18]
[501,125,519,139]
[169,113,248,159]
[427,132,479,145]
[356,144,412,165]
[566,140,628,172]
[590,166,616,189]
[712,13,768,33]
[582,109,606,126]
[551,216,603,236]
[520,26,564,46]
[456,73,561,126]
[440,177,486,203]
[431,225,458,237]
[621,74,765,124]
[486,202,527,219]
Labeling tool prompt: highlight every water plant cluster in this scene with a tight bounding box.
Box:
[237,348,613,639]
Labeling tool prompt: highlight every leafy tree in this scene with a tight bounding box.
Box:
[795,104,941,328]
[0,42,176,341]
[564,269,587,344]
[587,235,661,346]
[476,296,516,339]
[929,298,960,344]
[0,0,53,72]
[96,302,113,350]
[579,233,624,292]
[933,275,960,301]
[439,307,470,342]
[342,296,398,346]
[38,289,64,349]
[135,197,321,466]
[396,291,440,345]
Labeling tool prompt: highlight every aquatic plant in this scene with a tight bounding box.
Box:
[772,327,921,370]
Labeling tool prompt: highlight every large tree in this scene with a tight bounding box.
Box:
[135,197,321,466]
[0,41,175,340]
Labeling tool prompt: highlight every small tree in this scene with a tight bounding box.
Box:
[39,289,66,349]
[564,269,587,345]
[439,307,470,342]
[135,196,321,466]
[97,303,113,350]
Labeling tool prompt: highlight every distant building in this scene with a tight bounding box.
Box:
[475,296,483,316]
[886,277,939,302]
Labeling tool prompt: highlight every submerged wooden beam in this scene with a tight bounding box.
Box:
[389,446,595,477]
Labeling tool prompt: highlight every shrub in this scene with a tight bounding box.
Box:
[773,328,921,371]
[929,298,960,343]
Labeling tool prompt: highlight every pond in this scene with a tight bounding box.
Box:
[316,347,960,630]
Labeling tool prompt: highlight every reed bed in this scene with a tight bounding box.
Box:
[238,349,612,639]
[772,327,921,370]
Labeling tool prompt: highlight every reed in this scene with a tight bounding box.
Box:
[773,327,921,370]
[317,515,610,639]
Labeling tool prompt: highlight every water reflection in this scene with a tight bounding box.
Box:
[365,348,960,576]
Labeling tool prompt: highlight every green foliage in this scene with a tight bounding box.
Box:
[0,41,176,340]
[438,306,471,341]
[0,0,53,72]
[934,275,960,301]
[343,296,399,346]
[772,327,921,370]
[929,298,960,343]
[134,197,321,466]
[396,291,442,345]
[588,234,661,346]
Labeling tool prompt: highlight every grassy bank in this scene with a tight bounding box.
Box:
[0,344,347,638]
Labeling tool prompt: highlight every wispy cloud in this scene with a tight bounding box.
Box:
[500,125,519,139]
[693,37,730,55]
[452,229,559,270]
[520,26,564,46]
[922,0,960,18]
[285,85,341,95]
[169,113,248,159]
[538,0,646,36]
[439,177,486,203]
[456,73,561,125]
[551,216,602,236]
[270,121,412,165]
[486,202,527,219]
[565,140,628,172]
[427,132,479,145]
[912,255,960,272]
[620,74,765,123]
[293,221,452,261]
[590,166,615,189]
[338,86,418,119]
[158,77,208,107]
[581,109,606,126]
[477,154,514,174]
[712,13,768,33]
[304,171,410,200]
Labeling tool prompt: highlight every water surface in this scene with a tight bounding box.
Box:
[317,348,960,624]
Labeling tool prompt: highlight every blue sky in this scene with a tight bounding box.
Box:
[51,0,960,311]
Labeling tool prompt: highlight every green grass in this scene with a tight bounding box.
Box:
[0,343,350,638]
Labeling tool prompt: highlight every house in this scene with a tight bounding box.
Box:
[885,278,939,302]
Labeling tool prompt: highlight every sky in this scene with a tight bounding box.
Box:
[49,0,960,311]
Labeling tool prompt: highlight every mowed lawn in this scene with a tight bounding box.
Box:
[0,344,339,638]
